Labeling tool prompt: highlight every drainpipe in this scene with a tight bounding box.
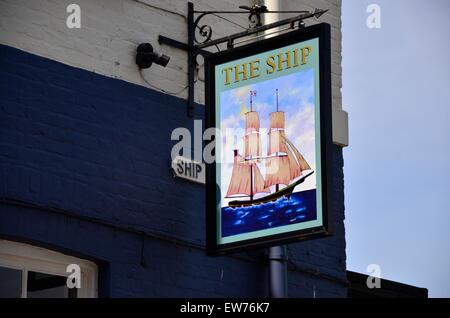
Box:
[269,245,288,297]
[261,0,288,299]
[263,0,280,39]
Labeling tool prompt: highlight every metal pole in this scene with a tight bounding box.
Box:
[269,245,287,298]
[266,2,287,299]
[187,2,195,117]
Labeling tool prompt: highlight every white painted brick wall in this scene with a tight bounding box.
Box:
[0,0,348,145]
[275,0,348,146]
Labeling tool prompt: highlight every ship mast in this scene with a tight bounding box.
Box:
[250,165,254,201]
[264,88,312,190]
[249,90,256,200]
[275,89,279,192]
[225,90,270,199]
[276,88,279,112]
[264,89,292,189]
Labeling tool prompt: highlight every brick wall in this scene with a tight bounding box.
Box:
[0,0,347,146]
[0,0,347,297]
[0,43,347,297]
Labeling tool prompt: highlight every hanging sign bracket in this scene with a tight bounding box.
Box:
[158,2,328,117]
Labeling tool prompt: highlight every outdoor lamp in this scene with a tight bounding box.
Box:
[135,43,170,69]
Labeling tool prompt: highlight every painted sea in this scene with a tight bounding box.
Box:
[221,189,317,237]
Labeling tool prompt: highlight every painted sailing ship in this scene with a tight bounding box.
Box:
[226,90,314,208]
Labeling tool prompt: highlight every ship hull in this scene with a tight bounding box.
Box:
[228,171,315,208]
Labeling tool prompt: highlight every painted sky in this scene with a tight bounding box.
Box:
[220,70,317,206]
[343,0,450,297]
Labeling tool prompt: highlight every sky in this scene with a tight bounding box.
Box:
[220,70,316,205]
[342,0,450,297]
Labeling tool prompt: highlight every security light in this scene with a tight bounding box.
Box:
[135,43,170,69]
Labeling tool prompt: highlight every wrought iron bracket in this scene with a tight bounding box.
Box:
[158,2,328,117]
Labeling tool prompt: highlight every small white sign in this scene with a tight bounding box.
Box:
[171,156,205,185]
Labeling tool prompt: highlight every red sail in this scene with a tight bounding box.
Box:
[253,164,270,194]
[285,138,311,171]
[268,130,287,155]
[264,156,291,187]
[265,136,311,187]
[245,111,260,133]
[226,154,250,197]
[244,134,261,159]
[226,153,269,197]
[286,145,302,180]
[244,111,261,160]
[270,111,285,130]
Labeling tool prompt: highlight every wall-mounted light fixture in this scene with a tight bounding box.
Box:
[135,43,170,69]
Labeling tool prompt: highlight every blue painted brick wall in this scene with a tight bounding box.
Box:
[0,44,347,297]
